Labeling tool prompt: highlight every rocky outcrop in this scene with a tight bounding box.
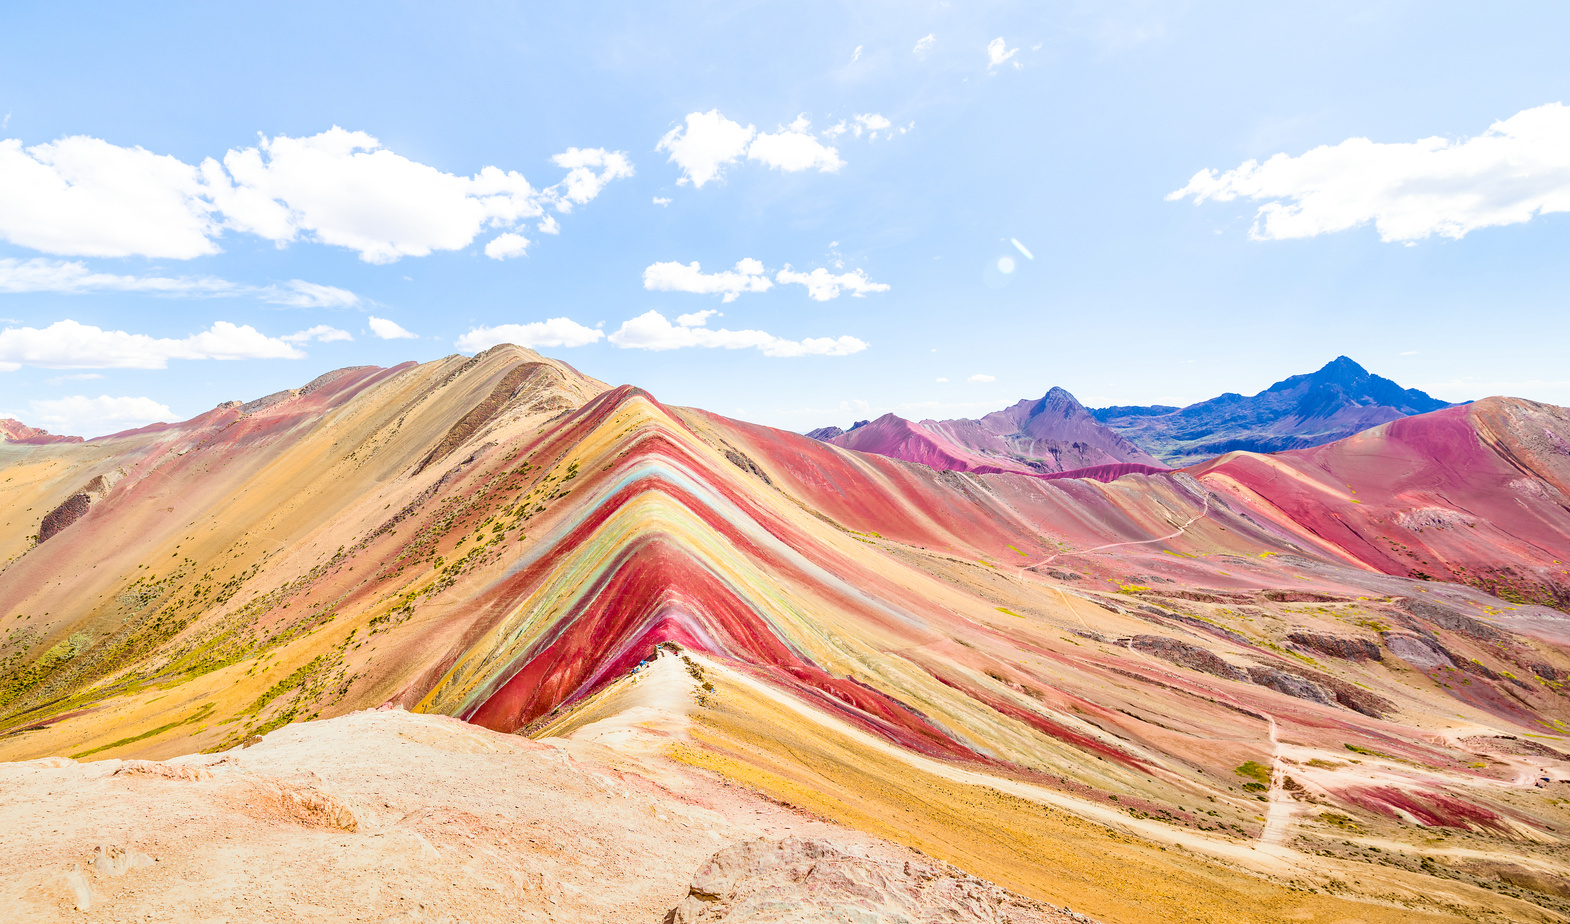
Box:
[1398,596,1507,644]
[1247,667,1335,706]
[37,473,119,543]
[666,837,1092,924]
[1130,636,1247,681]
[1287,632,1381,662]
[1247,663,1395,718]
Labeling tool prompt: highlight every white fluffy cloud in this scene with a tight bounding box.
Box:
[484,232,530,260]
[676,309,720,327]
[644,259,888,302]
[25,395,174,438]
[747,118,845,174]
[987,38,1018,69]
[608,310,866,357]
[642,258,773,302]
[656,111,757,188]
[968,373,995,383]
[549,147,635,210]
[454,318,605,352]
[281,324,352,344]
[914,34,936,54]
[0,319,303,370]
[775,266,890,301]
[1168,102,1570,243]
[367,316,418,340]
[0,128,633,263]
[0,136,215,259]
[656,111,844,187]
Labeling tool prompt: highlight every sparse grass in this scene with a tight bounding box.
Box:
[71,702,214,759]
[1235,761,1271,785]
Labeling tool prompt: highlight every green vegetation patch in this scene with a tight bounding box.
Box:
[1234,760,1271,785]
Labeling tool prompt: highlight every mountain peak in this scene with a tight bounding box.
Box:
[1314,355,1370,383]
[1100,357,1450,464]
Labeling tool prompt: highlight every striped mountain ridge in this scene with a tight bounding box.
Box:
[4,346,1570,921]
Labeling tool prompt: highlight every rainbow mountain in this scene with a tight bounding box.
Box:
[4,345,1570,923]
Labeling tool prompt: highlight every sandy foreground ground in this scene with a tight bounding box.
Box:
[0,706,864,923]
[0,654,1089,924]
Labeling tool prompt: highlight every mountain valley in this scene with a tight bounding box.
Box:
[2,346,1569,923]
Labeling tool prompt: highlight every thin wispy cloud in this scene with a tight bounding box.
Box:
[264,280,361,309]
[823,114,897,141]
[1168,102,1570,243]
[0,258,361,308]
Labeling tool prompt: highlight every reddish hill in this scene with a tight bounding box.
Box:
[1195,397,1570,611]
[923,387,1166,473]
[5,351,1570,922]
[829,413,1041,476]
[823,389,1165,479]
[0,418,82,445]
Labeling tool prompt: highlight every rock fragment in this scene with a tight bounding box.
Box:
[666,836,1091,923]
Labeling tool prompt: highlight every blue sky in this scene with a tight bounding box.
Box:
[2,1,1569,436]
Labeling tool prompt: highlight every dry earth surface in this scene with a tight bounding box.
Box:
[0,658,1093,924]
[7,348,1570,923]
[3,705,1063,923]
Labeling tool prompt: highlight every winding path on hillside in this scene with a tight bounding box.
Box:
[1018,490,1211,580]
[1113,633,1291,846]
[1015,480,1305,844]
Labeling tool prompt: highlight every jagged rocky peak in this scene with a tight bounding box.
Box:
[1092,356,1453,465]
[1273,355,1451,418]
